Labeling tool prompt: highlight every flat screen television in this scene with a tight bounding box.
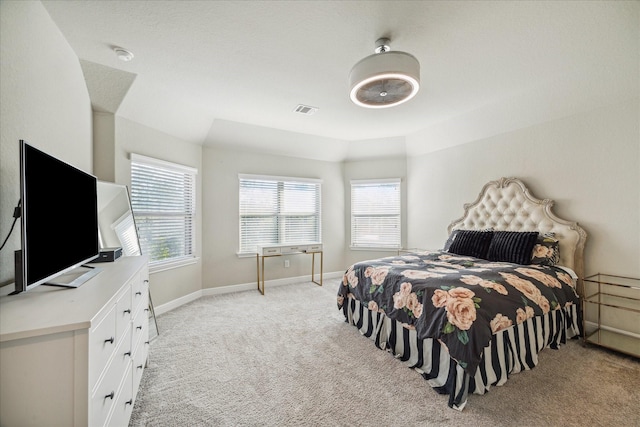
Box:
[14,140,101,294]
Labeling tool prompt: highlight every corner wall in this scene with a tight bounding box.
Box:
[200,146,346,289]
[110,117,203,306]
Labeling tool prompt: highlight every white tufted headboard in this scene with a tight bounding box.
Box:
[447,177,587,295]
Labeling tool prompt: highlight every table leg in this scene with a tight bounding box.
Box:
[256,254,265,295]
[311,251,323,286]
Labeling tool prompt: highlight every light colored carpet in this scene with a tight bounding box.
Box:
[130,280,640,427]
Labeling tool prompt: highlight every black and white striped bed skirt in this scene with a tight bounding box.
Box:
[341,298,581,410]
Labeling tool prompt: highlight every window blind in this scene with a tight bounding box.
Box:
[351,179,401,249]
[130,154,197,266]
[239,175,321,254]
[112,212,141,256]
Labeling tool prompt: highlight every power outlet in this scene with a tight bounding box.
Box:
[284,259,290,268]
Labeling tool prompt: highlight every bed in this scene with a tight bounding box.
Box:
[337,177,587,410]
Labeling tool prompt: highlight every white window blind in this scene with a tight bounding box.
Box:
[351,179,401,249]
[130,154,197,267]
[239,174,321,254]
[112,212,141,256]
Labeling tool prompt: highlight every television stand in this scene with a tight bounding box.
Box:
[45,265,103,288]
[11,250,103,294]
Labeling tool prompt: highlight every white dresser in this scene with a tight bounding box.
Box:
[0,255,149,427]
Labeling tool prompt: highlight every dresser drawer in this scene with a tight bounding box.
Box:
[131,293,148,353]
[132,334,148,395]
[89,305,117,389]
[306,243,323,252]
[90,378,118,427]
[115,284,133,341]
[259,246,281,255]
[131,271,148,313]
[108,364,134,427]
[91,326,132,426]
[281,245,307,254]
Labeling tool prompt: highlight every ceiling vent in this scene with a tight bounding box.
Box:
[294,104,318,115]
[349,37,420,108]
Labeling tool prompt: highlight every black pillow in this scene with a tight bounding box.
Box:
[443,229,461,251]
[447,230,494,259]
[487,231,539,265]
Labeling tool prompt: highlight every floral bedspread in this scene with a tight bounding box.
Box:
[337,250,579,375]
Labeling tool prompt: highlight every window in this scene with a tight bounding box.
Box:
[351,179,401,249]
[130,154,197,269]
[239,174,321,254]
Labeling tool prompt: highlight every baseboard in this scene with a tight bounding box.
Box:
[154,290,203,315]
[154,270,344,315]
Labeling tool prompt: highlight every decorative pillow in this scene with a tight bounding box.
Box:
[487,231,539,265]
[444,228,494,251]
[443,229,461,251]
[531,234,560,266]
[447,230,494,259]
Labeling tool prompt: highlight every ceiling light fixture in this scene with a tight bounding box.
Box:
[349,37,420,109]
[114,47,134,62]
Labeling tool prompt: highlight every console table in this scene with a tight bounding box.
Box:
[256,243,323,295]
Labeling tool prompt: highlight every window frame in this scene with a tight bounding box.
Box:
[238,174,322,256]
[130,153,197,272]
[350,178,401,250]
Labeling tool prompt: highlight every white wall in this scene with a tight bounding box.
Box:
[93,112,116,182]
[110,117,203,306]
[406,98,640,279]
[200,146,345,288]
[0,1,92,287]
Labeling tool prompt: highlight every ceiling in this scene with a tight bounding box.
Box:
[41,1,638,161]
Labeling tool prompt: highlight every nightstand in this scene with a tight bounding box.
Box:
[582,273,640,358]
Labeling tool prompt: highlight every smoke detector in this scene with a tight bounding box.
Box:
[349,38,420,108]
[114,47,134,62]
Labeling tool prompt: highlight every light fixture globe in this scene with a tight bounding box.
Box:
[349,38,420,109]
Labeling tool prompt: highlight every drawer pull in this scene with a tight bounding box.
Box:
[104,337,115,344]
[144,280,149,284]
[144,308,149,313]
[123,309,131,314]
[137,325,143,330]
[125,399,133,406]
[145,341,150,345]
[137,364,144,370]
[136,291,142,296]
[105,391,115,400]
[124,351,131,357]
